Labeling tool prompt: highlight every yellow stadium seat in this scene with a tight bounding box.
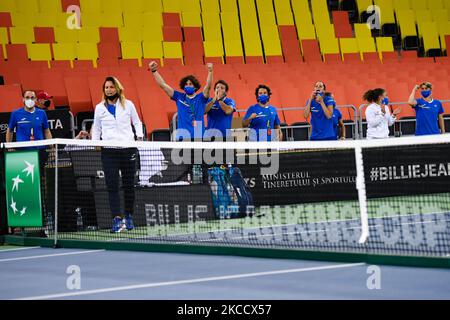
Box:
[416,11,433,36]
[27,43,52,61]
[437,21,450,50]
[203,40,223,57]
[397,10,418,38]
[275,0,295,25]
[319,35,340,55]
[76,42,99,60]
[163,41,183,58]
[15,0,39,13]
[142,0,163,13]
[410,0,428,11]
[221,12,241,41]
[142,12,163,28]
[357,37,377,53]
[10,27,35,44]
[0,0,16,12]
[121,42,143,59]
[54,27,78,43]
[81,13,101,27]
[34,13,58,27]
[431,9,448,22]
[256,0,273,12]
[55,13,74,28]
[121,0,144,13]
[162,0,181,12]
[311,0,330,24]
[375,36,394,59]
[182,12,202,26]
[420,22,441,54]
[220,0,238,12]
[102,0,123,13]
[38,0,61,13]
[181,0,201,12]
[356,0,374,15]
[354,23,372,38]
[10,13,36,27]
[78,27,100,43]
[201,0,219,12]
[292,0,313,24]
[142,26,163,41]
[119,27,142,42]
[142,41,164,58]
[373,0,396,25]
[79,0,102,13]
[244,39,263,56]
[428,0,444,9]
[123,13,144,27]
[339,38,359,58]
[315,23,334,40]
[100,13,124,27]
[239,0,256,14]
[202,13,222,41]
[224,39,244,56]
[0,28,9,44]
[52,43,77,60]
[297,23,317,40]
[393,0,411,13]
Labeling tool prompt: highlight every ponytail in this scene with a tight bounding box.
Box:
[363,88,385,103]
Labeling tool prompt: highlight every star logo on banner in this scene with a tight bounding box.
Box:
[22,161,35,183]
[10,197,18,214]
[11,175,24,192]
[20,207,27,216]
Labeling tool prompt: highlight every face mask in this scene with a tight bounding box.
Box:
[421,90,431,98]
[25,99,35,109]
[381,97,389,105]
[258,94,269,104]
[184,86,196,95]
[317,92,324,97]
[43,100,51,108]
[106,93,118,101]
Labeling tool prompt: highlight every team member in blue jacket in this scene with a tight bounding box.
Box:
[408,82,445,136]
[304,81,337,141]
[242,85,282,142]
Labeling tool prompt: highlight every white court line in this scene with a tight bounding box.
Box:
[0,250,105,263]
[15,262,365,300]
[0,247,40,253]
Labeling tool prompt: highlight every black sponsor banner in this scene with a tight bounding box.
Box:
[363,143,450,198]
[238,149,358,206]
[0,112,10,143]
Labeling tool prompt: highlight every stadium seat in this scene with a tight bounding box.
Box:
[97,42,121,59]
[274,0,295,25]
[163,26,183,42]
[332,11,353,38]
[5,44,28,60]
[184,27,203,41]
[64,75,94,115]
[27,43,52,62]
[52,43,77,61]
[34,27,55,43]
[182,12,202,27]
[220,0,238,12]
[340,38,360,59]
[0,28,9,45]
[163,13,181,28]
[163,42,183,63]
[201,0,220,12]
[0,13,12,28]
[0,84,23,113]
[9,27,35,44]
[121,42,143,60]
[99,27,120,43]
[301,39,322,62]
[119,27,142,42]
[183,41,204,65]
[0,0,16,12]
[375,37,394,59]
[142,41,164,60]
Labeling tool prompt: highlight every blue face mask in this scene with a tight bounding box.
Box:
[258,94,269,104]
[184,86,196,95]
[317,92,324,97]
[381,97,389,105]
[421,90,431,98]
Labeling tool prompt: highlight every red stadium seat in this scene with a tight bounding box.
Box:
[226,57,245,64]
[99,28,119,43]
[34,27,55,43]
[0,12,12,27]
[0,84,23,112]
[97,58,120,67]
[73,60,95,68]
[281,39,303,63]
[182,41,204,65]
[183,27,203,41]
[266,56,284,64]
[163,13,181,28]
[332,11,353,38]
[40,69,69,106]
[62,0,80,11]
[278,26,298,41]
[5,44,28,61]
[50,60,72,69]
[324,53,342,63]
[98,42,121,59]
[64,75,94,115]
[163,26,183,42]
[246,56,264,64]
[301,40,322,63]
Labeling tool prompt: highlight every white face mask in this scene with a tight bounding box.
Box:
[25,99,35,109]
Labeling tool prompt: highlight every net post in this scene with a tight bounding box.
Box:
[53,143,58,248]
[354,145,369,244]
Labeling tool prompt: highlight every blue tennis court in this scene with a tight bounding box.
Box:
[1,246,449,300]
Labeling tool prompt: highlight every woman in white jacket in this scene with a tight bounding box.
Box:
[363,88,401,139]
[92,76,144,233]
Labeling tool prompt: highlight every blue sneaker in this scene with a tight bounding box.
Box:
[124,215,134,231]
[111,217,126,233]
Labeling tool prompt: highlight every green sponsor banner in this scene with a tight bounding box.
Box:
[5,150,43,227]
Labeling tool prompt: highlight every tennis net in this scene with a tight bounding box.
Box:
[2,135,450,259]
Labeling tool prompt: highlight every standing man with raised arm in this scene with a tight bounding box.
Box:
[408,82,445,136]
[149,61,214,141]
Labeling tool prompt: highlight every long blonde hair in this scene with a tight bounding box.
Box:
[103,76,126,108]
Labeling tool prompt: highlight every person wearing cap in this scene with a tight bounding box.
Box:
[408,82,445,136]
[36,91,53,110]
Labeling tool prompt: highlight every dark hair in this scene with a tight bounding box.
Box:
[420,81,433,89]
[254,84,272,97]
[179,75,201,91]
[214,80,229,92]
[315,81,332,97]
[22,90,36,97]
[363,88,385,103]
